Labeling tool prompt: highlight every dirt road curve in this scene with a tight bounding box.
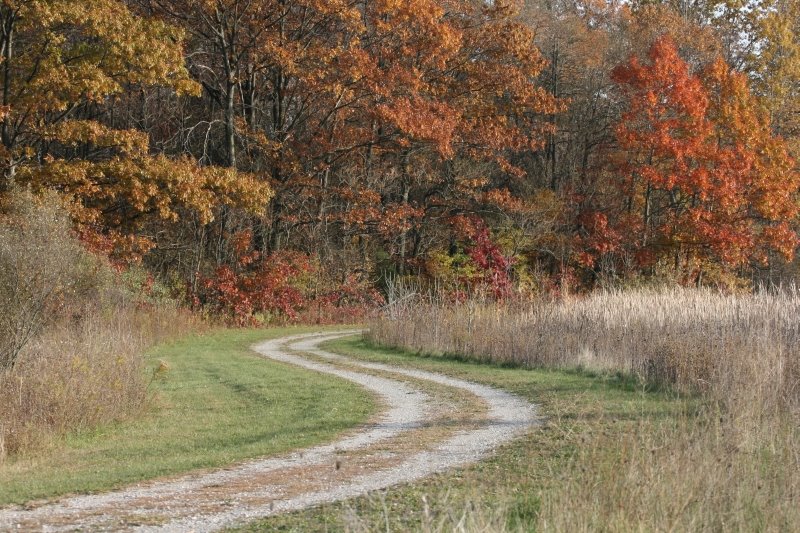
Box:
[0,331,538,532]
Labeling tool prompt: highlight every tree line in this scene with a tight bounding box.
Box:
[1,0,798,320]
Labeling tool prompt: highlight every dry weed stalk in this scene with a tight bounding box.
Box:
[371,287,800,412]
[0,304,200,458]
[369,286,800,531]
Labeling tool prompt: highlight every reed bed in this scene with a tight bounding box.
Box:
[369,287,800,531]
[371,288,800,410]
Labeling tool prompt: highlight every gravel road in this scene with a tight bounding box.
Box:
[0,331,538,532]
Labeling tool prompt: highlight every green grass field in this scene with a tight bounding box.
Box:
[0,327,375,506]
[6,328,774,531]
[234,336,688,532]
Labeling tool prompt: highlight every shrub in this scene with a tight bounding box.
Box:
[0,188,105,369]
[195,247,314,325]
[0,303,200,457]
[194,230,384,325]
[0,188,202,459]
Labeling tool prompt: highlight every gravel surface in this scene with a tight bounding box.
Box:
[0,331,538,532]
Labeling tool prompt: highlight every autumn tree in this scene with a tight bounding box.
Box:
[143,0,560,283]
[145,0,377,264]
[349,0,561,272]
[628,0,798,150]
[520,0,628,192]
[594,35,799,281]
[0,0,272,264]
[750,0,800,152]
[0,1,173,183]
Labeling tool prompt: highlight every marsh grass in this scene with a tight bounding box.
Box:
[536,412,799,532]
[364,288,800,531]
[371,288,800,408]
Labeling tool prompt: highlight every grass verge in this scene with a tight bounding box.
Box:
[0,327,375,506]
[234,335,689,532]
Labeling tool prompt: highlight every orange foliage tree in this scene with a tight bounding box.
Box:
[150,0,559,256]
[9,0,798,303]
[588,35,799,279]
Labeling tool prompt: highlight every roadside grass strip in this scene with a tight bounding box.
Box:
[0,327,373,507]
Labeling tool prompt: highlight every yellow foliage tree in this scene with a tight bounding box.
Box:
[0,0,272,260]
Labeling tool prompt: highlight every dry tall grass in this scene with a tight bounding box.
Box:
[342,491,513,533]
[372,288,800,409]
[0,304,200,458]
[370,288,800,531]
[536,413,799,531]
[0,188,202,460]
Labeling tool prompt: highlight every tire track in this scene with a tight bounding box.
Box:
[0,331,537,532]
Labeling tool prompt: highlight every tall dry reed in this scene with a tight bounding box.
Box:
[371,288,800,412]
[369,287,800,530]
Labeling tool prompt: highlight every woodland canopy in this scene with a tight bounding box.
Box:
[1,0,798,321]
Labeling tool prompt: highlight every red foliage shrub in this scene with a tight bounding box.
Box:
[196,249,312,325]
[299,274,385,325]
[195,230,383,325]
[451,215,515,300]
